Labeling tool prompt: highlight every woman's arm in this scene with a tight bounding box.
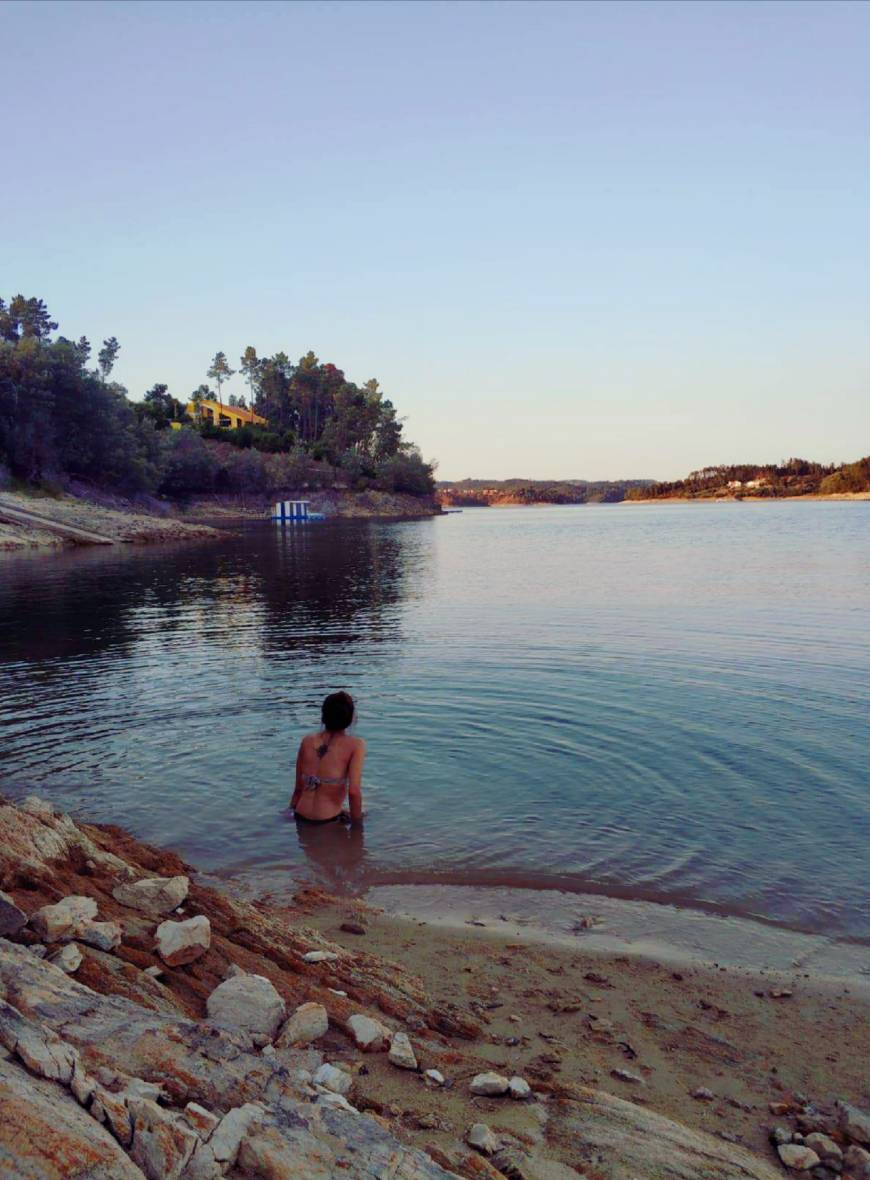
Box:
[289,742,305,810]
[347,739,366,823]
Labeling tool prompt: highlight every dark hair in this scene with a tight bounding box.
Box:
[321,691,355,733]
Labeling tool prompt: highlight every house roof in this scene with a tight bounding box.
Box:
[190,398,268,426]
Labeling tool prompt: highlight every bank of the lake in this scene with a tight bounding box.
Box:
[1,795,868,1180]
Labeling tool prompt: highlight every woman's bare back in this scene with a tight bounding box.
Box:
[292,730,366,822]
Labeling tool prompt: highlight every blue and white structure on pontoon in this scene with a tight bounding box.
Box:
[271,500,325,522]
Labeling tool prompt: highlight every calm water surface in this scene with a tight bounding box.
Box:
[1,504,868,940]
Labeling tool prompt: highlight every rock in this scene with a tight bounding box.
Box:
[78,920,123,951]
[112,874,189,915]
[692,1087,715,1101]
[611,1068,644,1085]
[48,942,83,973]
[206,973,285,1040]
[210,1102,265,1166]
[0,889,27,936]
[347,1012,392,1051]
[509,1075,532,1100]
[314,1062,353,1095]
[155,914,210,966]
[804,1133,842,1166]
[467,1122,500,1155]
[225,962,246,978]
[182,1100,220,1139]
[0,1055,145,1179]
[70,1058,96,1106]
[316,1089,357,1111]
[30,895,98,942]
[21,795,55,819]
[844,1145,870,1179]
[771,1127,793,1146]
[470,1071,510,1096]
[838,1100,870,1145]
[143,965,163,979]
[276,1001,329,1047]
[425,1068,445,1086]
[777,1143,821,1170]
[128,1094,199,1178]
[389,1030,418,1070]
[303,950,339,963]
[340,921,367,935]
[0,1001,79,1083]
[91,1084,133,1146]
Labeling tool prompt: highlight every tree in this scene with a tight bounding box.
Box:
[207,351,235,416]
[0,295,58,341]
[98,337,120,382]
[240,346,260,411]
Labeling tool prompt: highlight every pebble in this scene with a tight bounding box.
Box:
[48,943,82,973]
[303,950,339,964]
[470,1071,510,1096]
[803,1133,842,1165]
[313,1063,352,1096]
[155,915,211,967]
[509,1076,531,1100]
[275,1002,329,1048]
[844,1145,870,1179]
[466,1122,499,1155]
[388,1031,418,1070]
[143,965,163,979]
[777,1143,820,1170]
[692,1087,715,1101]
[112,875,189,916]
[78,920,122,952]
[206,974,286,1039]
[30,896,98,942]
[611,1069,644,1085]
[347,1013,392,1052]
[340,922,367,935]
[424,1069,445,1086]
[838,1099,870,1145]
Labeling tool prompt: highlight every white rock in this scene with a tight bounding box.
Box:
[70,1059,96,1106]
[316,1090,357,1112]
[112,875,189,915]
[509,1076,532,1100]
[470,1071,510,1096]
[467,1122,499,1155]
[347,1013,392,1052]
[388,1031,418,1070]
[225,963,246,978]
[155,915,210,967]
[839,1100,870,1145]
[844,1145,870,1179]
[804,1132,842,1165]
[777,1143,821,1170]
[424,1069,445,1086]
[302,950,339,963]
[48,943,82,973]
[0,890,27,936]
[143,965,163,979]
[30,895,98,942]
[206,974,286,1039]
[21,795,55,819]
[210,1103,265,1166]
[314,1063,353,1095]
[275,1001,328,1048]
[124,1078,164,1102]
[127,1095,198,1175]
[691,1086,714,1101]
[78,920,122,951]
[328,987,347,996]
[611,1068,644,1085]
[261,1044,276,1058]
[182,1101,220,1140]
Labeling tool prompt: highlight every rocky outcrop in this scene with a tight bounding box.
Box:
[113,875,190,916]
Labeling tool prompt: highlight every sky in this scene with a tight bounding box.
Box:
[2,0,868,481]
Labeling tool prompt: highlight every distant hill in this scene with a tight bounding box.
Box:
[624,456,870,501]
[437,477,654,506]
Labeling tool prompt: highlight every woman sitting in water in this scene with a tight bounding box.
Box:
[290,691,365,824]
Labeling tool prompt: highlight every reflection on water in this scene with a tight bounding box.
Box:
[291,815,369,894]
[1,505,868,941]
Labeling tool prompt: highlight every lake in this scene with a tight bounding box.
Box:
[1,502,868,941]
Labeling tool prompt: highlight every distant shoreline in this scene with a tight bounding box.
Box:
[623,492,870,504]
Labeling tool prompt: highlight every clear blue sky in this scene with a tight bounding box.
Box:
[3,0,868,480]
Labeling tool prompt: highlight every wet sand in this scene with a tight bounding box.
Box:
[284,882,869,1166]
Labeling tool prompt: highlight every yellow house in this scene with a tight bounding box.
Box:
[187,398,268,430]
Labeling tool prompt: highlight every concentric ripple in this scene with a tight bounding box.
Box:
[0,502,868,940]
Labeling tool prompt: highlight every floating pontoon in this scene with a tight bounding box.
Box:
[271,500,325,522]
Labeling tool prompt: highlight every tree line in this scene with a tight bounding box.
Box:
[0,294,435,499]
[625,456,870,499]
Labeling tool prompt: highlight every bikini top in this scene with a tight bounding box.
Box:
[302,732,348,792]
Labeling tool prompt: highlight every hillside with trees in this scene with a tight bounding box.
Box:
[438,477,653,506]
[625,457,870,500]
[0,293,435,501]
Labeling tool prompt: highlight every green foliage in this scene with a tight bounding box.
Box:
[819,456,870,494]
[0,292,435,501]
[637,459,840,499]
